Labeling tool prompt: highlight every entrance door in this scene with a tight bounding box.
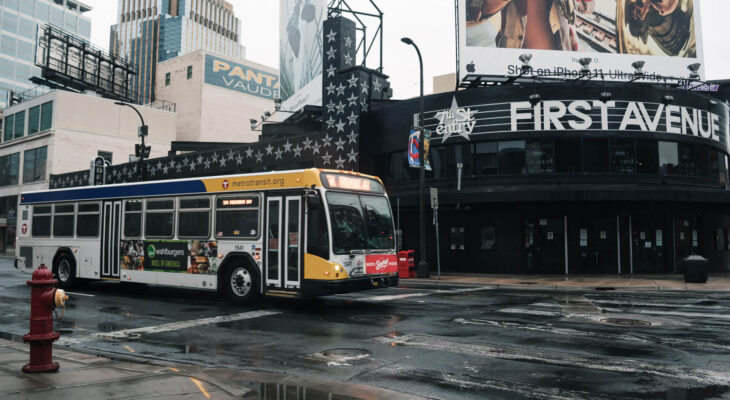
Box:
[265,196,302,290]
[674,217,699,272]
[572,216,617,274]
[101,201,122,279]
[524,217,564,274]
[631,215,668,273]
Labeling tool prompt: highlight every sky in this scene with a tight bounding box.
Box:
[87,0,730,100]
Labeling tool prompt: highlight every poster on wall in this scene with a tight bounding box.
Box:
[280,0,326,102]
[459,0,704,80]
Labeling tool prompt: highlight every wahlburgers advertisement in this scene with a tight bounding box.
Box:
[121,240,220,275]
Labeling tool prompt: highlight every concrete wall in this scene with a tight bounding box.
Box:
[156,49,277,144]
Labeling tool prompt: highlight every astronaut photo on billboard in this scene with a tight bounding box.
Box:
[465,0,696,57]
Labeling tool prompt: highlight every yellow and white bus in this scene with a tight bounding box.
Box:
[15,169,398,302]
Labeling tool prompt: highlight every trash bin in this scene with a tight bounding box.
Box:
[683,255,709,283]
[398,250,415,278]
[416,260,430,279]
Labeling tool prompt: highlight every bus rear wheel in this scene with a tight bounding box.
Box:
[222,263,258,303]
[53,253,76,290]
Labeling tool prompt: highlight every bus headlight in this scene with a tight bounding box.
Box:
[334,264,341,271]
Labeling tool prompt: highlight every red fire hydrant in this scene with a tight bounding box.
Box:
[22,264,68,373]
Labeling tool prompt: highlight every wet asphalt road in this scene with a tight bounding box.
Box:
[2,260,730,400]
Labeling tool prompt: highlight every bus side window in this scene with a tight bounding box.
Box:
[307,195,329,259]
[178,197,210,239]
[53,204,74,237]
[215,196,259,239]
[77,203,100,237]
[32,205,51,237]
[124,200,142,238]
[145,199,175,238]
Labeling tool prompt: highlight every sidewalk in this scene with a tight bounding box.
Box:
[402,273,730,291]
[0,338,422,400]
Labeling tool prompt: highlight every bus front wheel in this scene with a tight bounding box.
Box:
[222,263,258,303]
[53,253,76,290]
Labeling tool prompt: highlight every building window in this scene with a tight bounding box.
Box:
[678,143,695,176]
[498,140,525,174]
[636,140,658,174]
[481,227,496,250]
[165,72,170,86]
[450,227,465,250]
[3,114,14,142]
[583,139,609,173]
[610,139,635,173]
[694,145,711,178]
[98,151,112,163]
[565,147,595,175]
[22,146,47,183]
[187,65,193,79]
[28,105,40,134]
[0,153,20,186]
[658,141,679,175]
[13,110,25,139]
[526,140,554,174]
[473,142,497,175]
[40,101,52,131]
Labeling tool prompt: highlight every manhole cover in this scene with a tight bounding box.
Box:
[97,322,119,332]
[601,318,652,327]
[318,348,371,364]
[350,315,398,324]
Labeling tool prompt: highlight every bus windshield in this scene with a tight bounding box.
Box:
[326,192,395,254]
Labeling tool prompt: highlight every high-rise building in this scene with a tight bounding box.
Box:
[0,0,92,108]
[110,0,245,105]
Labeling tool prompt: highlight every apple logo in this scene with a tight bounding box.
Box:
[466,61,475,73]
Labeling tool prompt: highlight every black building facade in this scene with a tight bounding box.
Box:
[362,82,730,274]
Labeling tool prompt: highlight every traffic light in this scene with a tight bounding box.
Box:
[135,144,151,158]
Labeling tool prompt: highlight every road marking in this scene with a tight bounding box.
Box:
[190,378,211,399]
[123,345,135,353]
[58,310,280,344]
[374,334,730,386]
[600,307,730,320]
[497,308,562,317]
[453,318,730,352]
[65,291,95,297]
[361,287,492,302]
[166,367,180,372]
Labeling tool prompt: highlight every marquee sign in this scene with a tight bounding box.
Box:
[204,54,280,100]
[422,97,729,149]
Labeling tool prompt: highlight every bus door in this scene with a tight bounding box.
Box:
[265,195,302,290]
[101,201,122,279]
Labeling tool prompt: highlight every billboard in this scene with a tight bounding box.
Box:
[279,0,326,102]
[459,0,704,80]
[204,54,280,100]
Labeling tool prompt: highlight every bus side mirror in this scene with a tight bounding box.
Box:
[307,195,321,208]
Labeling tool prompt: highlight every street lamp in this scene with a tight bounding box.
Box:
[401,37,429,278]
[115,101,149,181]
